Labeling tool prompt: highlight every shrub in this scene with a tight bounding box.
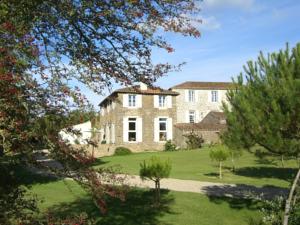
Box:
[140,156,172,205]
[114,147,132,156]
[183,132,204,150]
[164,140,177,151]
[101,140,106,144]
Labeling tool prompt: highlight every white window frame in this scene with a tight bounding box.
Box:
[128,94,136,107]
[211,90,218,102]
[158,95,167,108]
[189,110,196,123]
[128,117,137,142]
[158,118,167,142]
[188,90,195,102]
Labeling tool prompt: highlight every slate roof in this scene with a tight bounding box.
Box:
[171,81,234,90]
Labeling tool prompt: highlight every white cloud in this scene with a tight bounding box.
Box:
[199,16,221,31]
[202,0,255,10]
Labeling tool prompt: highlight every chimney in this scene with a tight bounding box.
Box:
[139,82,148,91]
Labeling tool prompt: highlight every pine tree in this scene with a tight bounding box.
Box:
[223,43,300,225]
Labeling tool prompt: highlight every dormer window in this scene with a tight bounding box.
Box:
[211,91,218,102]
[159,95,166,108]
[128,94,136,107]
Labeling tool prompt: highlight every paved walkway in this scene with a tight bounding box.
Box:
[122,175,288,199]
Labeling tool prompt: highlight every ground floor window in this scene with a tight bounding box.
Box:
[159,118,167,141]
[189,110,195,123]
[128,117,137,142]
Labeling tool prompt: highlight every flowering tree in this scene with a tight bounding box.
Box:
[0,0,200,223]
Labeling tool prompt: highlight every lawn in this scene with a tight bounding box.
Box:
[93,147,298,188]
[31,178,262,225]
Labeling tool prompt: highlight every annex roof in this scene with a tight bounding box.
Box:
[171,81,234,90]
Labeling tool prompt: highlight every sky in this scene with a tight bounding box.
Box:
[85,0,300,109]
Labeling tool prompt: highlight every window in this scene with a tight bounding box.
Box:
[189,110,195,123]
[128,118,137,142]
[128,94,136,107]
[188,90,195,102]
[159,118,167,141]
[159,95,166,107]
[211,91,218,102]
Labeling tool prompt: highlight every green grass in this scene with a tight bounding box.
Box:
[30,178,262,225]
[93,147,298,188]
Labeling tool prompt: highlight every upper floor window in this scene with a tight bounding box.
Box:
[188,90,195,102]
[159,118,167,141]
[189,110,195,123]
[128,94,136,107]
[128,117,137,142]
[159,95,166,108]
[211,91,218,102]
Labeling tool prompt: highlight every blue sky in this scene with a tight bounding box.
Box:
[85,0,300,108]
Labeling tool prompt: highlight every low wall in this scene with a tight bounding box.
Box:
[173,127,222,148]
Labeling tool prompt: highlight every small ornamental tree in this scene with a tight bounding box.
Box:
[209,146,229,179]
[140,156,172,205]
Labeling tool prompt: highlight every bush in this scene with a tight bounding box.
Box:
[114,147,132,156]
[101,140,106,144]
[183,132,204,150]
[164,140,177,151]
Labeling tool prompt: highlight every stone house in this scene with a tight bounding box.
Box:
[96,83,179,152]
[94,81,233,154]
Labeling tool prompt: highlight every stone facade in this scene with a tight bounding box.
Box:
[172,88,228,123]
[94,83,178,154]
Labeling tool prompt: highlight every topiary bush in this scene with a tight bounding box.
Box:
[114,147,132,156]
[164,140,177,151]
[183,132,204,150]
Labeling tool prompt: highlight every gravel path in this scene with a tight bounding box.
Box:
[123,175,288,199]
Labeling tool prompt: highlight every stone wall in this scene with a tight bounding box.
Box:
[173,127,222,149]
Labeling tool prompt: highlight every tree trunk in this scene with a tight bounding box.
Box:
[231,152,235,172]
[281,155,285,168]
[157,180,160,203]
[154,180,160,205]
[219,161,222,179]
[283,168,300,225]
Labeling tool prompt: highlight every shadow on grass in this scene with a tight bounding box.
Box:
[202,183,288,200]
[254,158,279,166]
[48,188,176,225]
[234,166,297,182]
[91,157,109,167]
[207,195,262,211]
[13,165,59,186]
